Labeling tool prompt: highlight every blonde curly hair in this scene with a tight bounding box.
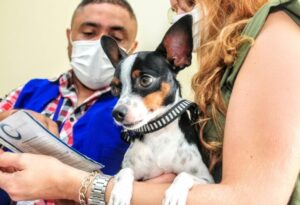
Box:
[192,0,267,170]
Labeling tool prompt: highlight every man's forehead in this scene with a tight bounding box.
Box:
[72,3,132,28]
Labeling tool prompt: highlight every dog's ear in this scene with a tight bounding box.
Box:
[155,15,193,73]
[101,35,127,68]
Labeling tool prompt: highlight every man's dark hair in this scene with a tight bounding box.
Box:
[77,0,136,20]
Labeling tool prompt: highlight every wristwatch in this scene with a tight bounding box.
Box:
[88,174,112,205]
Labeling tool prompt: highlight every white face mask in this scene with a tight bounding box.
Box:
[172,6,201,52]
[70,38,115,90]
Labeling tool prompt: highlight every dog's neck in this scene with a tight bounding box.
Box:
[121,95,199,142]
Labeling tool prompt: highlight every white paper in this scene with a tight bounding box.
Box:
[0,110,103,172]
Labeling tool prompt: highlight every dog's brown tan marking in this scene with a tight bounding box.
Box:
[143,82,171,112]
[132,70,141,79]
[111,77,121,85]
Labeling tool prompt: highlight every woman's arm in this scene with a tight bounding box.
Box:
[221,10,300,204]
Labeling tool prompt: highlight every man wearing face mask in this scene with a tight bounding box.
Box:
[0,0,138,173]
[0,0,137,204]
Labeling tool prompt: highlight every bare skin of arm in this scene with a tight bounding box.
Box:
[0,11,300,205]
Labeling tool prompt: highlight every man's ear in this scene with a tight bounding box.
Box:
[155,15,193,73]
[101,36,127,68]
[66,28,71,42]
[66,28,72,60]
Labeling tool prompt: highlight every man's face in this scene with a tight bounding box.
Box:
[67,3,137,59]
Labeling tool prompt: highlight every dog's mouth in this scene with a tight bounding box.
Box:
[122,120,144,129]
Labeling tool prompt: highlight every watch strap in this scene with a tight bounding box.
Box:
[88,174,112,205]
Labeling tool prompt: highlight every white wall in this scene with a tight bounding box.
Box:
[0,0,197,99]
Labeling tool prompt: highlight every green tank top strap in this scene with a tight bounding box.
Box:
[217,0,300,204]
[221,0,300,96]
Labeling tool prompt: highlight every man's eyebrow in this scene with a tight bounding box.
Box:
[80,22,99,28]
[79,23,126,33]
[110,26,126,32]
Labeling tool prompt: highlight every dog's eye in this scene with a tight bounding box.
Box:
[138,75,153,88]
[111,86,121,97]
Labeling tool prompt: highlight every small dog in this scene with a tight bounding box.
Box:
[101,15,213,205]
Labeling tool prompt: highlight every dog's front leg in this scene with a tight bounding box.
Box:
[163,172,205,205]
[108,168,134,205]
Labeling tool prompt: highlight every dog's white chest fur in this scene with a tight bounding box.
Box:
[109,119,214,205]
[123,119,184,179]
[122,119,212,181]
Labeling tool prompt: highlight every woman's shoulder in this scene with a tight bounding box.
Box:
[230,9,300,118]
[265,9,300,31]
[240,10,300,79]
[257,10,300,56]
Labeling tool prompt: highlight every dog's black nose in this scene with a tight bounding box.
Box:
[112,105,128,122]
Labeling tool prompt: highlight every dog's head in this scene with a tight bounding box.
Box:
[101,15,193,130]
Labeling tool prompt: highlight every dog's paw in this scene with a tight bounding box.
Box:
[109,183,132,205]
[162,172,195,205]
[108,168,134,205]
[163,186,190,205]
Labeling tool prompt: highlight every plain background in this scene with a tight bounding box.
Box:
[0,0,197,99]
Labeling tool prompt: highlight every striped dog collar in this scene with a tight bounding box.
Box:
[121,100,199,142]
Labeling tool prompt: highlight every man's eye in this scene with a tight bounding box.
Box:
[138,75,153,88]
[83,32,95,37]
[112,36,123,42]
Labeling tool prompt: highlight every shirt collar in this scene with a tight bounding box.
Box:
[58,70,111,105]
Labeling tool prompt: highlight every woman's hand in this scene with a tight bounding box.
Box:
[0,152,89,202]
